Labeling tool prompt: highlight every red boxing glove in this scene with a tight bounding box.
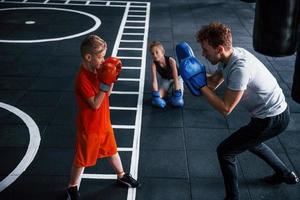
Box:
[105,56,122,78]
[98,57,122,92]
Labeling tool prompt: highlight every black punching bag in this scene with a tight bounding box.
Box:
[253,0,299,56]
[292,32,300,103]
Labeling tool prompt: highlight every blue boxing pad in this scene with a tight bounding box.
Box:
[152,91,166,108]
[171,89,184,107]
[179,57,207,96]
[176,42,195,64]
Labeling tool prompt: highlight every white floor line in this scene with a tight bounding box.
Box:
[112,125,135,129]
[128,10,146,13]
[110,106,137,110]
[126,20,145,23]
[111,91,139,95]
[0,102,41,192]
[122,67,140,69]
[120,40,143,43]
[111,0,129,56]
[122,33,144,35]
[1,0,140,8]
[118,78,140,81]
[124,26,145,29]
[110,3,127,6]
[63,0,148,4]
[126,2,150,200]
[0,7,101,43]
[118,147,133,151]
[118,47,143,50]
[130,5,147,8]
[82,174,117,180]
[110,11,145,196]
[127,14,146,17]
[117,56,142,60]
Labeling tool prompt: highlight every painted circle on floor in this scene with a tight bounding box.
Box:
[0,102,41,192]
[0,7,101,43]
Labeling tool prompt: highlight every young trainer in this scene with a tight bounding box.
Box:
[176,22,299,200]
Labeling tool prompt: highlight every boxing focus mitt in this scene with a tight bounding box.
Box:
[176,42,207,96]
[176,42,195,64]
[180,57,207,96]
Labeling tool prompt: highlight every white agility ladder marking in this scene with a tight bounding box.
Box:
[126,20,145,23]
[124,26,145,29]
[127,15,146,17]
[112,125,135,129]
[111,91,139,95]
[122,67,140,70]
[120,40,143,43]
[82,174,117,179]
[117,78,140,81]
[118,147,133,151]
[110,106,137,110]
[118,47,143,50]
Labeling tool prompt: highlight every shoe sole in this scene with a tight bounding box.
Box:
[66,189,80,200]
[284,179,299,185]
[117,179,141,188]
[263,173,299,185]
[66,192,71,200]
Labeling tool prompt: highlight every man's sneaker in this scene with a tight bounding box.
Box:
[117,173,141,188]
[66,186,80,200]
[263,171,299,185]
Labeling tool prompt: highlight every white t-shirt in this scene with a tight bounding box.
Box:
[218,47,287,118]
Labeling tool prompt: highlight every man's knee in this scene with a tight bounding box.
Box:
[217,142,237,160]
[217,142,227,157]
